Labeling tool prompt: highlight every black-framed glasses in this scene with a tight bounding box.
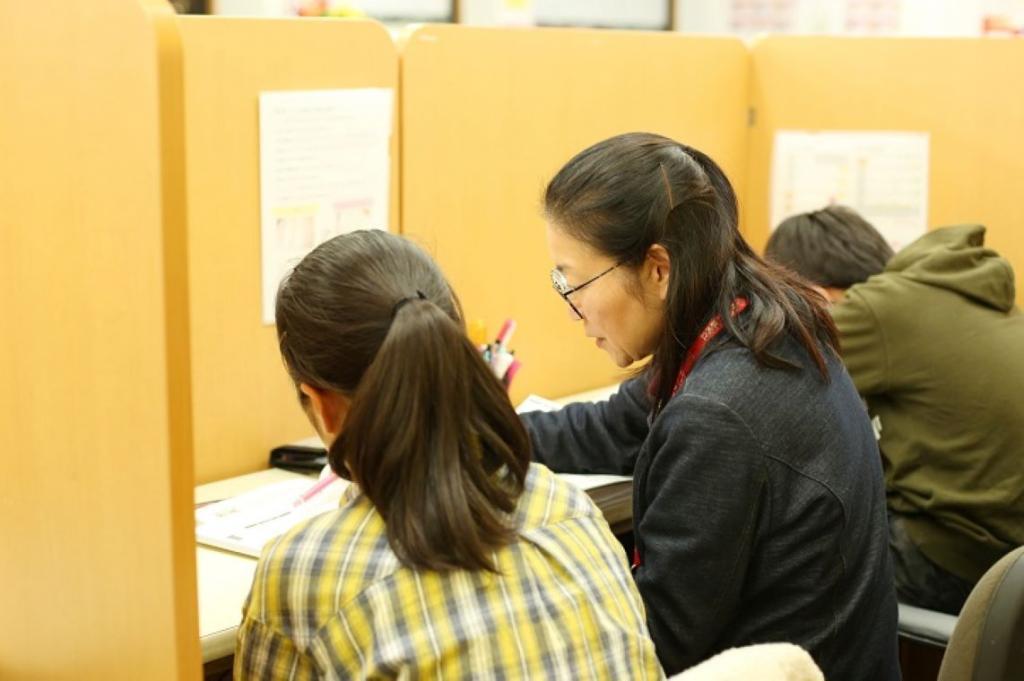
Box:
[550,263,620,320]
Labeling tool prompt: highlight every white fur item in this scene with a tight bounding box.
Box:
[668,643,824,681]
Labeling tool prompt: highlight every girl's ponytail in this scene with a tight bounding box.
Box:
[277,230,531,572]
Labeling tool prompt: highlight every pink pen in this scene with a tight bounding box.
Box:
[496,319,517,351]
[293,470,340,507]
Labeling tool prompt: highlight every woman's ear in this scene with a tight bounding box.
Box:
[645,243,672,302]
[298,383,351,446]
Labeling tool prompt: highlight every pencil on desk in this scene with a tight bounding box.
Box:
[293,470,340,507]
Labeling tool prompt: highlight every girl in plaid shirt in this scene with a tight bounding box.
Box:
[235,230,662,680]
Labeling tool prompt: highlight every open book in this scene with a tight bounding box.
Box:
[197,391,632,557]
[195,474,348,557]
[195,469,632,558]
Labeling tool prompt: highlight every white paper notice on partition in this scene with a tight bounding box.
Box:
[259,88,393,324]
[770,131,929,252]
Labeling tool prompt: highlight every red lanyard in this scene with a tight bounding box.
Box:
[670,297,748,398]
[632,297,748,571]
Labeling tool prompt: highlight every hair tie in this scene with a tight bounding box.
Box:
[391,290,427,317]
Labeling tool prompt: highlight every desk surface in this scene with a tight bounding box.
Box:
[196,468,303,661]
[196,383,624,662]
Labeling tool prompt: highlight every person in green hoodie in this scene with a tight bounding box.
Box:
[765,205,1024,615]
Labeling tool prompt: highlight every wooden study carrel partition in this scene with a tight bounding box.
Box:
[181,23,1024,482]
[177,16,400,483]
[8,9,1024,675]
[0,0,200,678]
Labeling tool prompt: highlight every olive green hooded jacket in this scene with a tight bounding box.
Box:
[833,224,1024,582]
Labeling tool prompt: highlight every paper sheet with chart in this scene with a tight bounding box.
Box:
[260,88,393,324]
[770,131,930,251]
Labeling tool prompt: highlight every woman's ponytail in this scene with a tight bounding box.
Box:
[276,230,531,573]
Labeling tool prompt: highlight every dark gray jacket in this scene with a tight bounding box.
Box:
[522,336,900,680]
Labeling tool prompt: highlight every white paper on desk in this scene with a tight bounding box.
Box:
[515,393,632,491]
[770,130,929,252]
[259,88,394,324]
[515,394,562,414]
[559,473,632,492]
[196,477,348,558]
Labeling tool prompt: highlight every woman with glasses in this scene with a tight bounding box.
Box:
[522,133,900,681]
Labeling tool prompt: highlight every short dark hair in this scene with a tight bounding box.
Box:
[765,206,894,288]
[275,230,531,573]
[545,132,839,413]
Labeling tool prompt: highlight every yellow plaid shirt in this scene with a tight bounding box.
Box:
[235,463,662,680]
